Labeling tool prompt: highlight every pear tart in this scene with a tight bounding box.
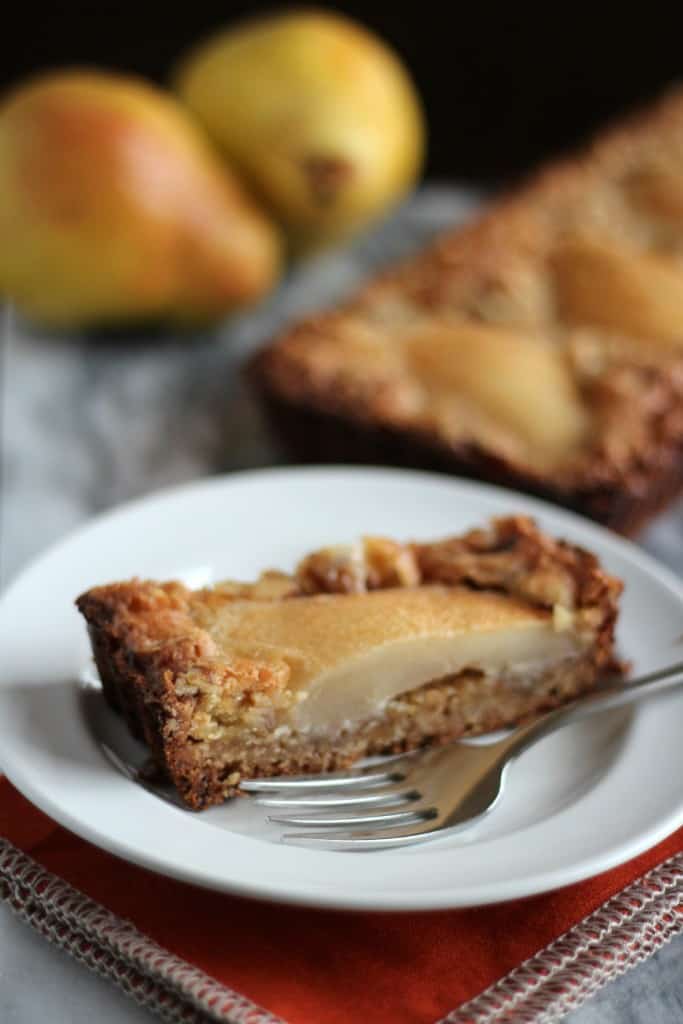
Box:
[252,88,683,534]
[77,517,622,810]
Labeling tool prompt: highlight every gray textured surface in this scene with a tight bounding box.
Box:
[2,187,682,1022]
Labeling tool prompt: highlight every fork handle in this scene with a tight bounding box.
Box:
[505,658,683,764]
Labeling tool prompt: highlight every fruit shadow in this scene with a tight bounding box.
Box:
[11,313,221,353]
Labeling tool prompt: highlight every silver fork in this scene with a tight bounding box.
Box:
[240,660,683,850]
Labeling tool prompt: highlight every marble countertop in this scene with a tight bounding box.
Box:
[2,187,683,1023]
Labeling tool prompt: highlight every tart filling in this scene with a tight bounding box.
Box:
[193,586,582,734]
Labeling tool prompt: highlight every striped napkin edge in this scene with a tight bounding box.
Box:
[1,837,682,1024]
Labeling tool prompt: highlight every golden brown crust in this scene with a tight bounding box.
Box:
[251,87,683,532]
[77,517,623,809]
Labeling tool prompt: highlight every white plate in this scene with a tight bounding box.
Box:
[1,467,683,911]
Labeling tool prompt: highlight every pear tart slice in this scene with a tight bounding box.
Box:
[77,517,623,810]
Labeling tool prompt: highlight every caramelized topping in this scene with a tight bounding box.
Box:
[292,516,620,622]
[296,537,420,594]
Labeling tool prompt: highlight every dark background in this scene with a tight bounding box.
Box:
[5,4,683,184]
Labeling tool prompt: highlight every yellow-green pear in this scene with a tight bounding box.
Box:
[0,70,281,328]
[176,11,425,252]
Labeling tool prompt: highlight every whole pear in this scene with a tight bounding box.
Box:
[0,71,281,328]
[176,11,425,252]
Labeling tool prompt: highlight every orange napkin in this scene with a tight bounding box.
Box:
[2,777,682,1024]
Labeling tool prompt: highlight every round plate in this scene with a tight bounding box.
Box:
[1,467,683,911]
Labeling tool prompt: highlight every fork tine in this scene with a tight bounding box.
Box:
[99,741,138,782]
[98,743,189,812]
[239,755,411,793]
[281,822,446,850]
[252,785,421,809]
[267,806,437,828]
[281,800,501,848]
